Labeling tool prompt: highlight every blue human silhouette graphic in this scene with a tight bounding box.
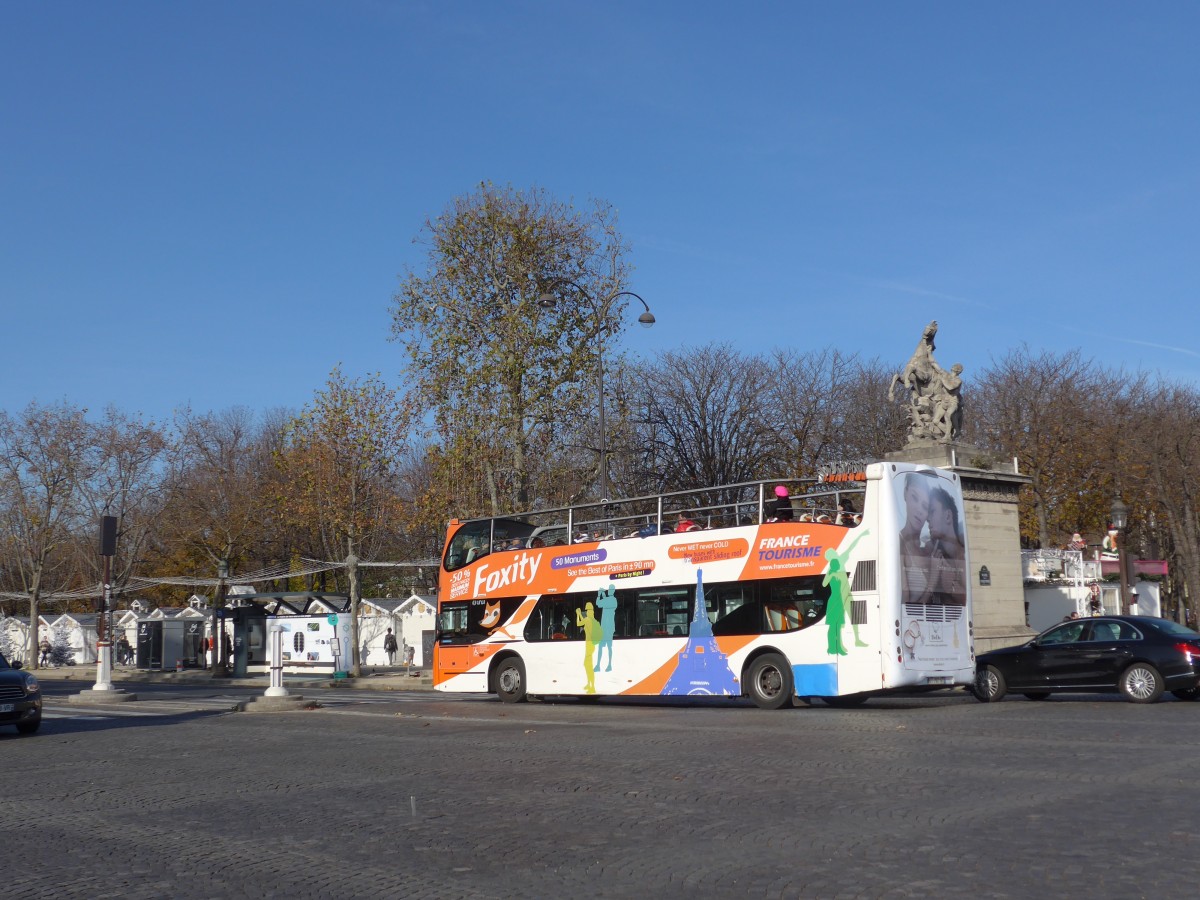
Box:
[595,585,617,672]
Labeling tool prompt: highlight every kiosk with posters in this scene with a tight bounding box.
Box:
[218,593,350,674]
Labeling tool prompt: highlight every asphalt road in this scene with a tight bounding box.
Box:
[3,681,1197,899]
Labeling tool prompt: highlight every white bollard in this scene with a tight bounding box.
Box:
[92,641,116,692]
[264,625,289,697]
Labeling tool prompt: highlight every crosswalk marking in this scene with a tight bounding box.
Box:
[42,699,234,718]
[40,690,456,721]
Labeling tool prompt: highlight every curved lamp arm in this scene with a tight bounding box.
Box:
[537,277,655,327]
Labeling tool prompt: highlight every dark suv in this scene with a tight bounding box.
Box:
[0,650,42,735]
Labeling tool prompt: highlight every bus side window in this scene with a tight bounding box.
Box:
[632,588,691,637]
[543,606,564,641]
[709,584,761,636]
[613,603,632,639]
[556,601,578,640]
[761,577,828,632]
[523,598,571,642]
[764,602,802,632]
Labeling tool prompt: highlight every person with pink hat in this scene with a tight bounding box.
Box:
[769,484,794,522]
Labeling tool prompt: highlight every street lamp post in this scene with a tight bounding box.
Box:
[92,515,118,692]
[538,279,654,505]
[1110,498,1129,615]
[212,559,229,677]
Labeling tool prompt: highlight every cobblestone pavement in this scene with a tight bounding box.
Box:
[2,688,1197,899]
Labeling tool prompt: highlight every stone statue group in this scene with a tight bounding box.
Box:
[888,320,964,443]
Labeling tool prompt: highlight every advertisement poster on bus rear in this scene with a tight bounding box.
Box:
[894,469,969,668]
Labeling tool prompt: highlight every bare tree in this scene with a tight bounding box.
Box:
[830,356,910,461]
[626,345,906,499]
[630,343,775,493]
[762,347,887,476]
[970,347,1137,547]
[275,369,411,676]
[163,408,277,674]
[0,402,95,668]
[74,406,168,603]
[1136,382,1200,625]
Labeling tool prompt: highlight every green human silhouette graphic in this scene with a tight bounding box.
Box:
[575,601,601,693]
[823,529,870,656]
[595,585,617,672]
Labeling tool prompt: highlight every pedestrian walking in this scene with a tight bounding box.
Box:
[383,628,398,665]
[39,637,52,667]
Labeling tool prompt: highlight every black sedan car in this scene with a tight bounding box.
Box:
[975,615,1200,704]
[0,650,42,734]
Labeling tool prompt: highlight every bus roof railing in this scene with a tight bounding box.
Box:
[453,477,867,548]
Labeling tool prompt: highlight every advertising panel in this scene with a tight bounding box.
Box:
[269,615,351,671]
[893,468,969,670]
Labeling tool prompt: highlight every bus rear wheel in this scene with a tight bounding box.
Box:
[495,657,527,703]
[746,653,793,710]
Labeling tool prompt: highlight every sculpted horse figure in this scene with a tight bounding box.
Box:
[889,320,963,441]
[889,320,940,407]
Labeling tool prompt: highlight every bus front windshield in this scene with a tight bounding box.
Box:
[444,518,538,572]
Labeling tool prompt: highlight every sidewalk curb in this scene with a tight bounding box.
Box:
[31,667,433,691]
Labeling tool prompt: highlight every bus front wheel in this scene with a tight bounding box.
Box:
[495,657,527,703]
[746,653,794,710]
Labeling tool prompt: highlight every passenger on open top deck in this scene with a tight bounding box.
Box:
[768,485,794,522]
[675,514,702,533]
[635,521,668,538]
[464,537,488,564]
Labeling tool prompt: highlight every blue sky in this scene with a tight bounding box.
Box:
[3,1,1198,424]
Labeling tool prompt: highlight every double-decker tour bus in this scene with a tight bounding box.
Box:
[433,461,973,709]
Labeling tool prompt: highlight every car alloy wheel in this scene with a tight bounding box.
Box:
[1120,664,1163,704]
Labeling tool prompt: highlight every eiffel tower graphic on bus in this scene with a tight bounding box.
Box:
[662,568,740,696]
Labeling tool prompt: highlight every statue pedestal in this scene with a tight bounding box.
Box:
[886,441,1035,652]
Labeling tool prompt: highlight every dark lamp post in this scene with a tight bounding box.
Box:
[538,278,656,504]
[1110,497,1130,615]
[213,559,230,676]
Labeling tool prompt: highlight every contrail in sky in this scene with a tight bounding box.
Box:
[859,278,995,310]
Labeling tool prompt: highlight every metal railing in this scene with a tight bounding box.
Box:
[469,477,868,550]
